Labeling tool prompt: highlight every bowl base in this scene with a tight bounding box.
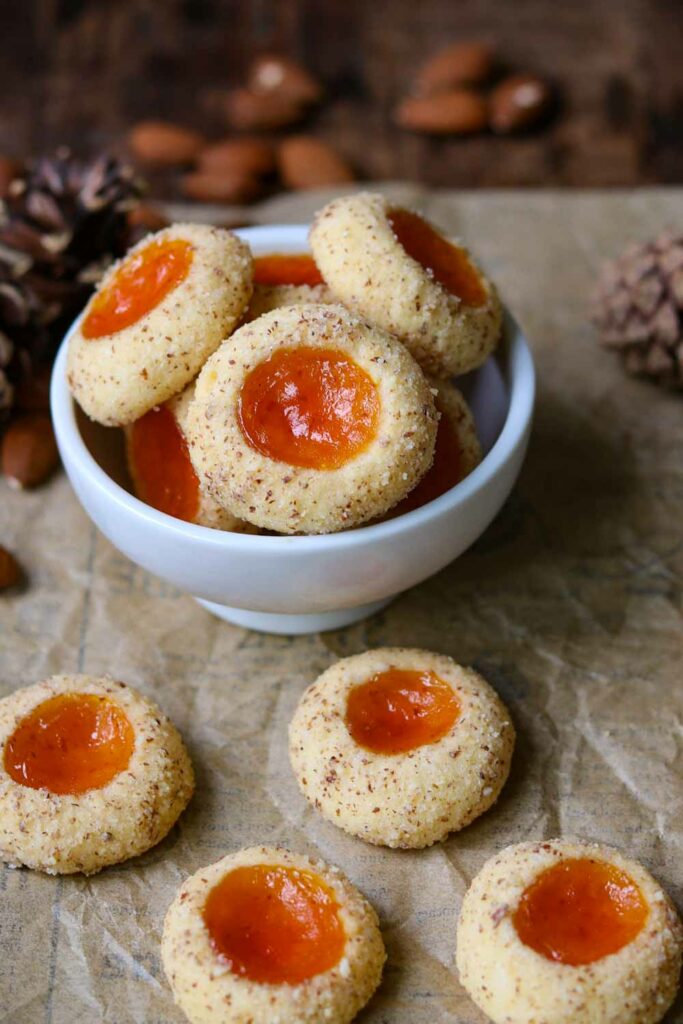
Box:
[194,596,393,635]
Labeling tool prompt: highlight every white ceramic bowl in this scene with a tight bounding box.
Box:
[51,224,535,635]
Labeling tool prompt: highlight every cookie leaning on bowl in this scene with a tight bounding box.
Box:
[68,223,253,426]
[185,303,439,534]
[310,192,502,378]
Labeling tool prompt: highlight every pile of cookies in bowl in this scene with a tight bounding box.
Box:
[65,193,499,538]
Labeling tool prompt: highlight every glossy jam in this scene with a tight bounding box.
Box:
[253,253,324,287]
[4,693,135,795]
[82,237,193,338]
[345,668,461,755]
[513,858,648,965]
[203,864,346,984]
[389,208,487,307]
[393,401,463,515]
[129,405,200,522]
[238,346,380,470]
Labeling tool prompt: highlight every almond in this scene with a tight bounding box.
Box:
[248,55,323,106]
[2,414,60,489]
[414,41,495,95]
[181,170,263,204]
[395,89,488,135]
[0,544,21,590]
[0,156,21,199]
[279,137,355,190]
[198,138,276,178]
[223,88,304,131]
[127,121,205,166]
[489,74,553,133]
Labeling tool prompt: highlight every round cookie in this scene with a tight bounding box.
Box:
[0,674,194,875]
[389,378,481,517]
[126,381,255,532]
[161,845,385,1024]
[310,192,502,377]
[186,303,438,534]
[247,249,334,321]
[68,223,253,426]
[288,648,514,848]
[456,838,683,1024]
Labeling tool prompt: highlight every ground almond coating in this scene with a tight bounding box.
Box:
[456,838,683,1024]
[0,674,194,875]
[288,648,515,848]
[185,303,438,534]
[309,192,502,378]
[245,282,335,322]
[67,223,253,426]
[125,381,257,532]
[161,845,386,1024]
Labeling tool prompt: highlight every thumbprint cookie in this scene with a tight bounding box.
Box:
[457,838,683,1024]
[389,378,481,517]
[126,382,255,531]
[0,675,194,874]
[68,223,253,426]
[245,251,335,321]
[310,192,502,377]
[289,648,514,848]
[161,845,385,1024]
[186,303,438,534]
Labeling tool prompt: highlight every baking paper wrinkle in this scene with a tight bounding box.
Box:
[1,188,683,1023]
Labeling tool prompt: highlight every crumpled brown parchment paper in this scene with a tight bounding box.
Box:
[1,186,682,1023]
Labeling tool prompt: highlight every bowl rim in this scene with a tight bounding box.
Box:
[51,223,535,554]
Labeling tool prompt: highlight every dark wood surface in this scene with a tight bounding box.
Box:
[2,0,683,188]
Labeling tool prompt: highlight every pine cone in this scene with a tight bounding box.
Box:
[591,229,683,389]
[0,149,144,420]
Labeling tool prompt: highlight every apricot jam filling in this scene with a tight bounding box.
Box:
[513,857,648,965]
[203,864,346,984]
[4,693,135,795]
[82,237,193,339]
[254,253,324,287]
[394,401,463,515]
[238,346,380,470]
[389,208,487,307]
[130,405,200,522]
[345,668,461,755]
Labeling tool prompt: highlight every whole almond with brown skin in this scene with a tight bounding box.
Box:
[489,74,553,133]
[395,89,488,135]
[128,121,205,166]
[2,414,59,489]
[198,138,276,178]
[0,545,21,590]
[0,156,21,198]
[415,41,495,95]
[181,170,263,204]
[224,88,304,131]
[278,137,355,190]
[248,55,323,106]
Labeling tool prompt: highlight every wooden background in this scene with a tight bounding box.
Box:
[2,0,683,188]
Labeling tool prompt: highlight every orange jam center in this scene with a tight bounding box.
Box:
[345,668,461,754]
[238,346,380,470]
[82,237,193,338]
[4,693,135,795]
[203,864,346,984]
[389,208,487,306]
[513,857,649,965]
[394,401,463,515]
[254,253,324,287]
[129,404,200,522]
